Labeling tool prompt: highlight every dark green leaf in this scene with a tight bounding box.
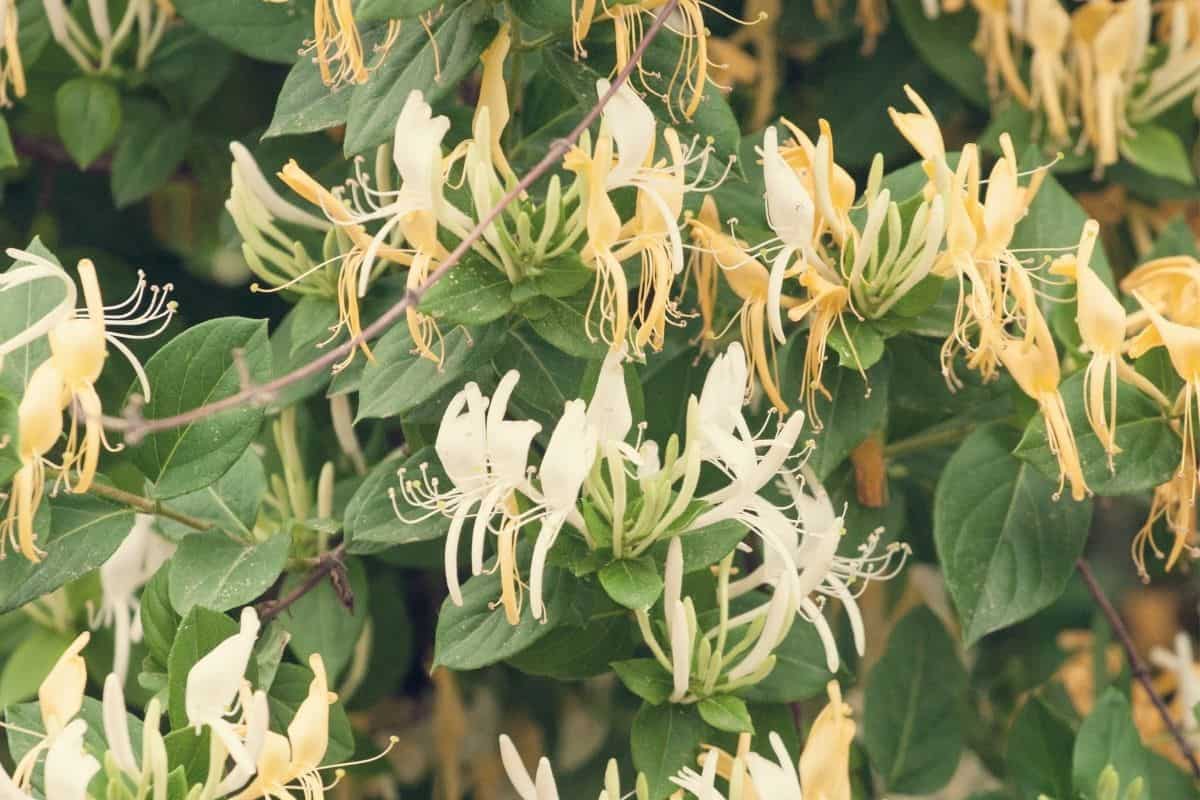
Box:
[111,101,191,208]
[166,606,239,728]
[613,658,674,705]
[279,557,369,681]
[892,0,988,107]
[523,292,608,359]
[168,532,290,615]
[631,702,708,800]
[0,392,21,484]
[1072,690,1149,800]
[345,448,449,554]
[0,242,68,397]
[738,619,838,704]
[698,695,754,734]
[864,607,966,794]
[598,556,663,610]
[1121,125,1195,185]
[154,448,265,541]
[126,317,271,498]
[507,611,638,680]
[55,78,121,168]
[419,254,514,325]
[172,0,313,62]
[1008,697,1076,800]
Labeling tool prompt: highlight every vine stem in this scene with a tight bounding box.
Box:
[102,0,682,444]
[259,543,348,622]
[1075,557,1200,780]
[80,479,212,532]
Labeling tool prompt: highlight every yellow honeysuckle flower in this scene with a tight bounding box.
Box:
[971,0,1033,108]
[4,360,66,563]
[787,269,863,429]
[688,198,797,413]
[1090,1,1139,174]
[799,681,855,800]
[776,119,856,247]
[993,267,1090,501]
[1133,459,1198,578]
[1027,0,1073,144]
[10,631,89,788]
[0,0,24,107]
[1121,255,1200,326]
[476,23,518,186]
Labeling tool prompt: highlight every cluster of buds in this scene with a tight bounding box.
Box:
[0,248,176,563]
[43,0,175,74]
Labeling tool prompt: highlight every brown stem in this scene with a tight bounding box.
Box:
[259,542,348,622]
[102,0,682,444]
[83,479,212,531]
[1075,557,1200,780]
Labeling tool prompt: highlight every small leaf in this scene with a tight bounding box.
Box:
[345,448,450,554]
[1120,124,1196,185]
[934,424,1093,644]
[510,252,594,303]
[154,448,265,541]
[507,612,637,680]
[1072,690,1149,800]
[279,557,369,682]
[126,317,271,499]
[523,293,608,359]
[612,658,674,705]
[864,607,966,794]
[698,695,754,734]
[1008,697,1075,800]
[826,317,885,371]
[55,78,121,168]
[598,556,663,610]
[168,532,290,615]
[111,100,190,208]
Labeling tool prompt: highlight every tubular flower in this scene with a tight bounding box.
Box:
[103,673,170,797]
[971,0,1033,107]
[279,0,399,89]
[93,514,175,683]
[995,267,1090,501]
[1027,0,1073,144]
[1121,255,1200,325]
[43,0,174,73]
[10,632,90,789]
[787,269,862,429]
[1050,220,1130,469]
[280,90,454,364]
[1149,632,1200,751]
[0,251,175,563]
[775,118,856,248]
[688,197,798,413]
[798,681,856,800]
[0,0,23,107]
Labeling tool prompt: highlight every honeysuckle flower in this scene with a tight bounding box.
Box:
[4,360,66,563]
[888,85,954,195]
[10,632,89,788]
[971,0,1033,107]
[1149,632,1200,747]
[775,119,856,248]
[499,733,560,800]
[93,514,175,683]
[787,268,862,429]
[42,0,173,72]
[1121,255,1200,326]
[43,719,99,800]
[1027,0,1073,144]
[0,0,22,107]
[1133,456,1199,578]
[688,199,797,413]
[231,655,337,799]
[0,253,77,366]
[103,673,170,794]
[186,606,263,783]
[671,748,723,799]
[761,125,818,344]
[1086,0,1140,175]
[798,681,855,800]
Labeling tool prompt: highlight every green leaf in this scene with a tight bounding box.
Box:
[1120,125,1195,185]
[0,242,68,397]
[172,0,313,63]
[0,391,21,484]
[433,556,577,670]
[419,255,514,325]
[523,292,608,359]
[507,611,638,680]
[356,321,504,420]
[168,532,290,615]
[1014,371,1180,495]
[344,5,495,155]
[612,658,674,705]
[279,557,368,682]
[1008,697,1076,800]
[1072,690,1149,800]
[111,100,191,207]
[0,627,74,707]
[0,115,17,169]
[826,317,885,371]
[698,695,754,734]
[267,662,355,764]
[54,78,121,169]
[863,607,966,794]
[268,297,338,408]
[780,337,891,479]
[147,28,236,114]
[0,494,135,613]
[492,328,587,430]
[934,424,1093,644]
[126,317,271,499]
[140,567,181,669]
[164,727,211,786]
[598,556,664,610]
[154,448,265,541]
[631,702,708,800]
[510,252,594,303]
[892,0,988,107]
[345,448,449,554]
[166,606,239,728]
[357,0,443,24]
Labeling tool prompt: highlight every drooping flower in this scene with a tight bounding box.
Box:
[10,632,90,788]
[102,673,170,795]
[42,719,99,800]
[798,681,856,800]
[93,514,175,683]
[1027,0,1073,144]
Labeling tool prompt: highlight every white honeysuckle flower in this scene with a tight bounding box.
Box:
[185,606,262,784]
[670,747,723,800]
[103,674,138,776]
[94,514,175,683]
[0,253,78,366]
[499,734,560,800]
[696,343,756,476]
[43,720,99,800]
[598,79,656,190]
[744,732,803,800]
[664,537,692,702]
[0,766,28,800]
[214,686,270,795]
[1150,632,1200,739]
[724,573,795,682]
[399,372,540,607]
[761,125,818,343]
[693,407,807,520]
[528,399,597,620]
[586,348,633,446]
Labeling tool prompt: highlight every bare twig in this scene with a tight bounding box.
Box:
[259,542,348,621]
[1076,557,1200,779]
[104,0,682,444]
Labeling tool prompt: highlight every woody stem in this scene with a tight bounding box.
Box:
[82,479,212,532]
[1075,557,1200,780]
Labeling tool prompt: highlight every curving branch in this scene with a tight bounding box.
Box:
[1076,557,1200,780]
[103,0,683,445]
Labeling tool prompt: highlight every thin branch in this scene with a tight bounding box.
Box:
[84,479,213,532]
[103,0,682,444]
[1076,557,1200,780]
[259,542,347,621]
